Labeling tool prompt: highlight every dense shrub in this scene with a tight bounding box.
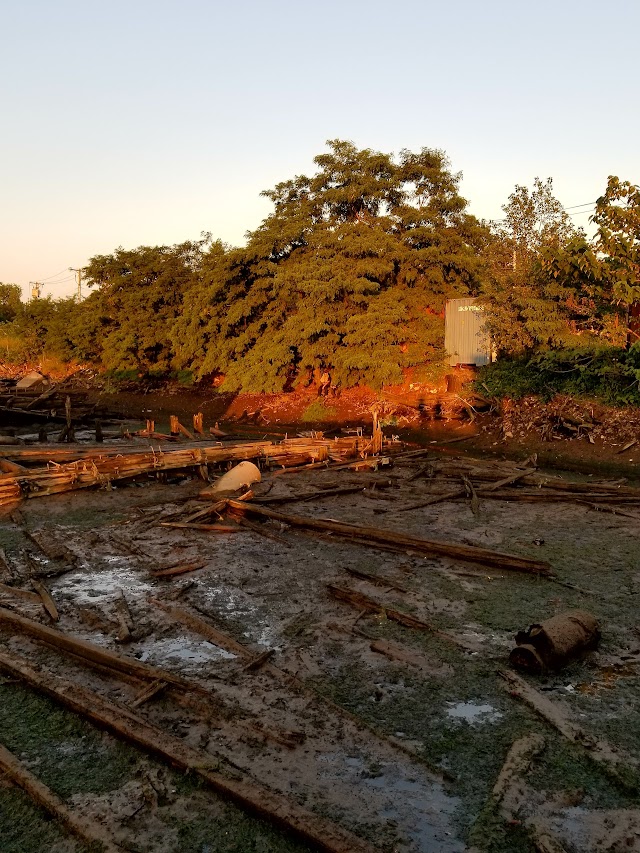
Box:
[478,345,640,406]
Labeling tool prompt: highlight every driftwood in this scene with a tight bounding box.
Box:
[242,648,275,672]
[24,530,76,565]
[480,468,537,492]
[228,500,552,575]
[150,561,207,577]
[577,501,640,520]
[0,582,41,604]
[130,679,168,709]
[382,488,467,513]
[159,522,240,533]
[368,638,453,676]
[491,733,546,803]
[151,599,251,658]
[114,589,134,642]
[234,515,290,545]
[180,499,228,523]
[498,669,637,789]
[31,579,59,622]
[344,566,408,592]
[469,734,569,853]
[254,485,364,505]
[0,649,376,853]
[0,457,27,475]
[0,740,124,853]
[328,584,458,640]
[0,606,204,691]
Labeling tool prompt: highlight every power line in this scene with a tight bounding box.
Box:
[563,201,597,211]
[43,275,75,285]
[39,268,71,281]
[488,201,596,225]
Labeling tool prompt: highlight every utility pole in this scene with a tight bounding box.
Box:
[29,282,43,300]
[69,267,82,300]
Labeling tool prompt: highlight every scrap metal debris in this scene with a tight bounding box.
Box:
[510,610,601,674]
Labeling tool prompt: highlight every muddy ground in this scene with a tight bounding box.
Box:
[1,433,640,852]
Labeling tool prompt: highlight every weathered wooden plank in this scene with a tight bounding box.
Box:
[0,650,376,853]
[228,501,552,575]
[0,740,124,853]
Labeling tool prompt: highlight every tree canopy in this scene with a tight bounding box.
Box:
[171,140,488,390]
[2,143,638,392]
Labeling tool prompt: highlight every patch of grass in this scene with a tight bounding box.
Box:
[0,786,68,853]
[528,737,639,807]
[0,683,139,799]
[169,800,313,853]
[468,801,535,853]
[300,399,337,423]
[0,524,29,556]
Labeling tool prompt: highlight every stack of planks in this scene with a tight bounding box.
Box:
[0,434,390,507]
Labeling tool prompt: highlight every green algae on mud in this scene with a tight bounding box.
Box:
[0,786,71,853]
[0,683,315,853]
[0,683,138,799]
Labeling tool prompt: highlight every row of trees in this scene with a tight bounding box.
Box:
[1,141,638,392]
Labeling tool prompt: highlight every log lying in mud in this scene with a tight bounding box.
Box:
[0,740,124,853]
[0,606,202,691]
[490,733,546,803]
[151,599,251,658]
[0,649,376,853]
[327,584,469,648]
[227,500,552,575]
[498,669,637,790]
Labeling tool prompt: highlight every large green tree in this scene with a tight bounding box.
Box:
[481,178,588,353]
[173,140,488,391]
[83,240,205,373]
[592,176,640,307]
[0,283,21,324]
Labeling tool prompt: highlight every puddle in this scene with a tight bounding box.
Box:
[446,701,503,725]
[194,582,280,648]
[52,561,154,606]
[317,752,463,852]
[135,635,236,671]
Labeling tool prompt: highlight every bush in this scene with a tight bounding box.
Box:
[300,399,338,422]
[478,345,640,406]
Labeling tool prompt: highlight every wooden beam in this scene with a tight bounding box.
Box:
[228,501,552,575]
[0,649,376,853]
[0,740,124,853]
[0,606,202,691]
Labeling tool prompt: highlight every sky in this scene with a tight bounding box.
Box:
[1,0,638,300]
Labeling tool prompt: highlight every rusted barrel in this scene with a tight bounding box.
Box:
[509,610,600,674]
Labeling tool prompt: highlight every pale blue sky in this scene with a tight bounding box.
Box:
[1,0,638,299]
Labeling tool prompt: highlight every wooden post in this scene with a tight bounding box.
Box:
[170,415,179,436]
[193,412,204,434]
[64,396,75,443]
[372,411,382,454]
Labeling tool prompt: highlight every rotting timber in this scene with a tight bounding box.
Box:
[3,421,640,851]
